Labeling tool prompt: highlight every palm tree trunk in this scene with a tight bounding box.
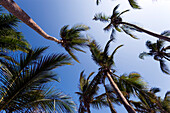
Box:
[0,0,62,43]
[120,22,170,42]
[86,104,91,113]
[106,71,136,113]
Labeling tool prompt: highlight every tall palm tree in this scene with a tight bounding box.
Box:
[0,6,30,52]
[93,4,170,42]
[0,47,76,112]
[139,39,170,75]
[96,0,141,9]
[76,71,109,113]
[88,39,137,113]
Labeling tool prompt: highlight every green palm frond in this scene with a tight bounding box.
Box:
[103,39,113,57]
[60,24,89,63]
[0,14,20,30]
[0,13,30,52]
[93,13,110,22]
[112,73,148,98]
[0,35,30,52]
[88,40,103,66]
[128,0,141,9]
[162,91,170,112]
[91,97,108,109]
[0,47,74,112]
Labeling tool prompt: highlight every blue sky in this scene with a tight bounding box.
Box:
[14,0,170,112]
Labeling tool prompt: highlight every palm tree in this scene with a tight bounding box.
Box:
[76,71,109,113]
[88,39,137,113]
[0,6,30,52]
[0,47,76,112]
[59,24,89,63]
[93,4,170,42]
[96,0,141,9]
[139,39,170,75]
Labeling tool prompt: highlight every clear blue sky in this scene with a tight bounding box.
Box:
[14,0,170,112]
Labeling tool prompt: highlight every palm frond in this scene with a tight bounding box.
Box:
[91,97,108,109]
[139,52,150,59]
[65,47,79,63]
[103,39,113,57]
[110,44,123,61]
[112,4,120,18]
[150,87,160,94]
[161,30,170,36]
[117,9,130,17]
[0,14,20,30]
[104,23,112,31]
[121,25,138,39]
[88,40,103,66]
[60,24,89,63]
[93,13,110,22]
[159,60,170,75]
[128,0,141,9]
[0,47,74,112]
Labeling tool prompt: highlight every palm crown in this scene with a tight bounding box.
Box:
[0,47,76,112]
[88,39,123,70]
[0,7,30,52]
[139,38,170,75]
[76,71,109,113]
[59,24,90,63]
[93,5,170,42]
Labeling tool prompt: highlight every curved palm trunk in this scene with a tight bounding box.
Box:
[0,0,62,43]
[106,71,136,113]
[120,22,170,42]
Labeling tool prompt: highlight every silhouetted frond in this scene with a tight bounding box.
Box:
[128,0,141,9]
[139,52,150,59]
[159,60,170,75]
[161,30,170,36]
